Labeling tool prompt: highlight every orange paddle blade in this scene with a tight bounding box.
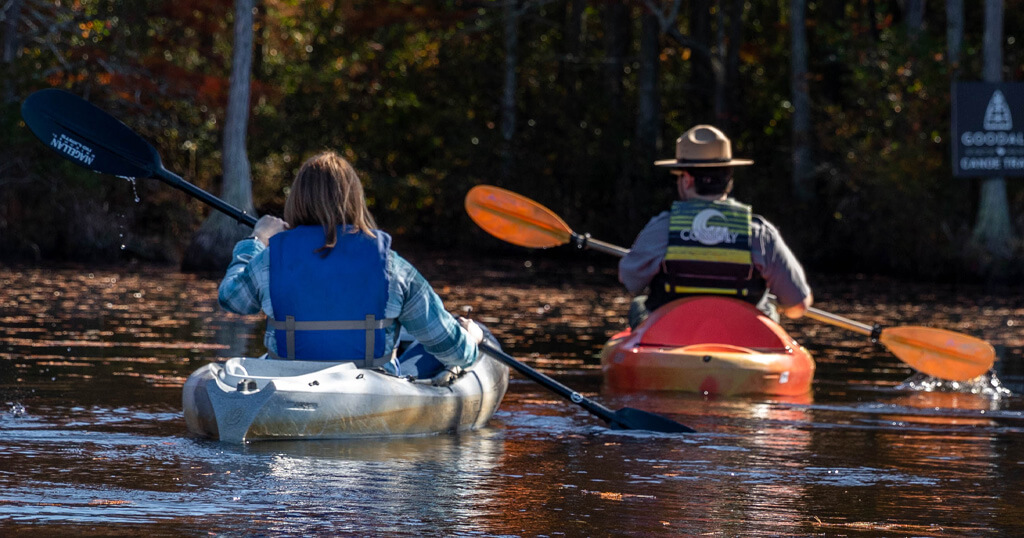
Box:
[465,185,573,248]
[878,326,996,381]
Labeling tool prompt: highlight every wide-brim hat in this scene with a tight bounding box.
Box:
[654,125,754,168]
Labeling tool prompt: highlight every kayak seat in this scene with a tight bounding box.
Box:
[638,296,790,350]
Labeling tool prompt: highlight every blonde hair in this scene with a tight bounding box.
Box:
[284,151,377,252]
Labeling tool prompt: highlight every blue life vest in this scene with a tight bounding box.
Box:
[647,199,766,312]
[268,225,395,365]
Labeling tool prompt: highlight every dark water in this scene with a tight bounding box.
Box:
[3,256,1024,536]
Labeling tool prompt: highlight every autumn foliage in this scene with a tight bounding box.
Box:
[1,0,1022,281]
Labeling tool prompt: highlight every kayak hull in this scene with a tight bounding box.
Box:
[600,297,814,396]
[183,352,509,443]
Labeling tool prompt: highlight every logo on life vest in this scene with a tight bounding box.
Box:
[681,208,739,245]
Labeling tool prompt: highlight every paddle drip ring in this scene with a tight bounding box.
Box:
[572,233,591,250]
[870,324,883,343]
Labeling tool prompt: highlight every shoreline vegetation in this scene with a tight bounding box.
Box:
[2,2,1023,282]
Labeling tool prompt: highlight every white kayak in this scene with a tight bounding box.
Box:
[182,344,509,443]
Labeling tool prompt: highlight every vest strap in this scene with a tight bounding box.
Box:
[365,314,374,362]
[287,315,296,360]
[269,316,395,332]
[664,283,749,296]
[268,314,396,367]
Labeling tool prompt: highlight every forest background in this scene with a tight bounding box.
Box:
[1,0,1023,282]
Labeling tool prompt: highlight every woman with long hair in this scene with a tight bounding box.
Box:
[218,151,481,384]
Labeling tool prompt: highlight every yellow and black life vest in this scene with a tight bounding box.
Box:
[647,199,765,312]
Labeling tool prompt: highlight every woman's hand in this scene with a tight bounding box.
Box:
[252,215,289,246]
[458,316,484,345]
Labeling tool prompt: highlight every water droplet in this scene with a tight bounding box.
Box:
[118,176,142,203]
[9,402,26,417]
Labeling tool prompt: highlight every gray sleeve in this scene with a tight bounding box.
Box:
[618,212,670,295]
[751,217,812,307]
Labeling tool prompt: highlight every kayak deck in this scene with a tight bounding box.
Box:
[183,350,509,443]
[600,297,814,396]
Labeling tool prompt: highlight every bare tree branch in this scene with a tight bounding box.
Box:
[640,0,712,62]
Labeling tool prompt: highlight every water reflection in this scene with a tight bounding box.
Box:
[243,434,506,534]
[2,263,1024,535]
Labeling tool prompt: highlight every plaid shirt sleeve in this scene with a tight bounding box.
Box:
[387,252,479,369]
[218,238,271,316]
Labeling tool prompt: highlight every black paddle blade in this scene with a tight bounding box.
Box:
[21,89,160,179]
[609,407,696,433]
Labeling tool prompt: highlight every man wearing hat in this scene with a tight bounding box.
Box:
[619,125,813,327]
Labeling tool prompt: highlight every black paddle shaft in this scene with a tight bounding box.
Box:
[21,89,256,227]
[480,342,694,433]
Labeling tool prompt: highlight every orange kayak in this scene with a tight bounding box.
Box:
[600,297,814,396]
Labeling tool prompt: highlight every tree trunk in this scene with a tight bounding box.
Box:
[557,0,585,112]
[182,0,257,271]
[603,0,627,133]
[714,0,726,123]
[790,0,813,202]
[632,10,660,226]
[636,11,660,173]
[972,0,1014,264]
[558,0,585,121]
[604,1,631,226]
[561,0,585,80]
[867,0,880,41]
[947,0,963,216]
[499,0,519,184]
[946,0,963,72]
[690,0,715,122]
[556,0,586,205]
[721,0,744,132]
[905,0,925,41]
[1,0,24,104]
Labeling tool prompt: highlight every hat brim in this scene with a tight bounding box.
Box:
[654,158,754,168]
